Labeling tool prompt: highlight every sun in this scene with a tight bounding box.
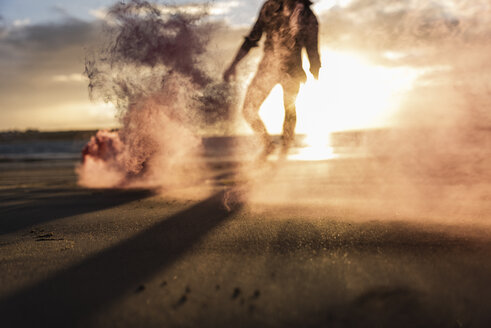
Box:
[257,48,421,160]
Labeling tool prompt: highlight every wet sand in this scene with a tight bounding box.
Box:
[1,159,491,327]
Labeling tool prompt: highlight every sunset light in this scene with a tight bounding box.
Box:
[2,1,491,326]
[258,48,421,160]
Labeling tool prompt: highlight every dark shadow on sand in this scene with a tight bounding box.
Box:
[290,286,456,328]
[0,190,240,327]
[0,188,153,236]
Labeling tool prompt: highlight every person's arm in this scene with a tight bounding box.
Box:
[223,4,266,82]
[304,10,321,79]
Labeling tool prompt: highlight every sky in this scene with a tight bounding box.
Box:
[1,0,490,132]
[0,0,266,26]
[0,0,267,131]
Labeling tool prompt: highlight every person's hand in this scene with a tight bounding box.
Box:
[310,66,320,80]
[223,65,236,82]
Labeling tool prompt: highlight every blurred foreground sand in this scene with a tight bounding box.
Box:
[0,157,491,327]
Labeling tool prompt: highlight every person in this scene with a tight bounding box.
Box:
[224,0,321,159]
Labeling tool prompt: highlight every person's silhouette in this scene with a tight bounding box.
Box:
[224,0,321,160]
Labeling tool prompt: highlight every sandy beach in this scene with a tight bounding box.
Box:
[3,0,491,326]
[1,151,491,328]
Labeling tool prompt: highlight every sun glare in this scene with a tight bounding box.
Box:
[258,48,420,160]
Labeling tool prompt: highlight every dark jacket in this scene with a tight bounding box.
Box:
[241,0,321,80]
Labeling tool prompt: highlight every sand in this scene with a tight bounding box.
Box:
[1,159,491,327]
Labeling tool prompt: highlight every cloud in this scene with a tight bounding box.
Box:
[52,73,87,83]
[207,1,241,15]
[1,0,490,131]
[0,2,245,130]
[319,0,461,52]
[89,1,241,22]
[89,8,108,21]
[0,18,103,130]
[13,19,31,28]
[2,19,99,52]
[313,0,352,15]
[318,0,491,53]
[315,0,491,128]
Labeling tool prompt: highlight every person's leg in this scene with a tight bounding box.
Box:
[280,79,300,155]
[242,71,277,156]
